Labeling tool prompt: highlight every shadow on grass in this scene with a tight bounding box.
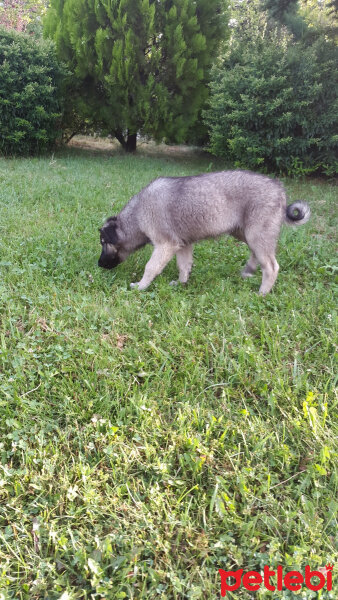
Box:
[61,135,227,170]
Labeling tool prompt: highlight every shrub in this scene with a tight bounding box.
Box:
[0,27,65,155]
[204,31,338,175]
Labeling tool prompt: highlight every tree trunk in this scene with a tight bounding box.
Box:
[114,129,126,150]
[114,130,137,152]
[64,130,80,145]
[125,132,137,152]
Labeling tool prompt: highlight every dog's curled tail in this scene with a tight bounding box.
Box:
[285,201,311,226]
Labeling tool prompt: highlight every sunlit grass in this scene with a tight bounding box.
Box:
[0,140,336,599]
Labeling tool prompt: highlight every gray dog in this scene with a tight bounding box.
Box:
[98,170,310,294]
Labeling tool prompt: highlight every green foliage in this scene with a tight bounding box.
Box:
[204,4,338,175]
[0,0,47,33]
[328,0,338,13]
[264,0,300,30]
[0,26,65,156]
[265,0,299,16]
[0,143,336,597]
[44,0,228,150]
[266,0,337,40]
[299,0,338,40]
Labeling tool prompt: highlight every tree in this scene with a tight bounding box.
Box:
[263,0,308,38]
[328,0,338,14]
[264,0,299,20]
[0,1,47,33]
[44,0,229,151]
[264,0,338,39]
[299,0,338,40]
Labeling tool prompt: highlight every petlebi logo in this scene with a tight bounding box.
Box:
[219,564,333,596]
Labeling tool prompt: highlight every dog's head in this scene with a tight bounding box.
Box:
[98,217,127,269]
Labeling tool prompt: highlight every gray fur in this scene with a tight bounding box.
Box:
[98,170,311,294]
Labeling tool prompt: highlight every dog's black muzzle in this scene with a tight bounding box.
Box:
[98,254,121,269]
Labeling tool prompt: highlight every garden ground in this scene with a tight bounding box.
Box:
[0,140,336,599]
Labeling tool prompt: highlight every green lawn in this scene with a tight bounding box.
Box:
[0,140,336,599]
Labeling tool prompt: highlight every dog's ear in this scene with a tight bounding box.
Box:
[101,217,119,245]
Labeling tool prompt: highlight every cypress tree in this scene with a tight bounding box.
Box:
[264,0,299,21]
[45,0,228,151]
[263,0,307,38]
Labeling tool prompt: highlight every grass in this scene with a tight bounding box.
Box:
[0,139,337,599]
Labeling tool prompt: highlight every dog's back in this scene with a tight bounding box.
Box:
[137,170,286,244]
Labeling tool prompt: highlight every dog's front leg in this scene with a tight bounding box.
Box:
[131,244,178,290]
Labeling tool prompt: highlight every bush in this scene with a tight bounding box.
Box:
[0,27,65,155]
[204,32,338,175]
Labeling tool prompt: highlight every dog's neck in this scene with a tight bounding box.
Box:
[118,195,150,251]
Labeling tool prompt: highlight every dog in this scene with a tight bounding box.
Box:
[98,170,310,294]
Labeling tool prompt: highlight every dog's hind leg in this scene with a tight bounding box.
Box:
[131,244,178,290]
[241,252,259,278]
[245,232,279,295]
[176,245,193,284]
[258,255,279,295]
[251,248,279,295]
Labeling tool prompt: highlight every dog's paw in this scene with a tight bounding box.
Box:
[169,280,179,286]
[130,282,139,289]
